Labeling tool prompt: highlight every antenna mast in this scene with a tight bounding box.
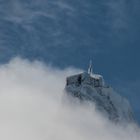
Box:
[88,60,93,76]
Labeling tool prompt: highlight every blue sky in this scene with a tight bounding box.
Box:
[0,0,140,122]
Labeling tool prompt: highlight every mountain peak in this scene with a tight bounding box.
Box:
[65,70,134,123]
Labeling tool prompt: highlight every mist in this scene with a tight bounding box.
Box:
[0,58,139,140]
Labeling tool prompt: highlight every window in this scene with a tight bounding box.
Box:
[94,79,100,87]
[77,75,82,85]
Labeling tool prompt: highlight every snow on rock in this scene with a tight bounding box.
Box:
[65,72,134,123]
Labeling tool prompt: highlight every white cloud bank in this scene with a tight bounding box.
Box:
[0,58,139,140]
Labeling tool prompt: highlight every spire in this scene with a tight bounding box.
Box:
[88,60,93,76]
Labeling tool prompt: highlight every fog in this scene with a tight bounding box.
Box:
[0,58,139,140]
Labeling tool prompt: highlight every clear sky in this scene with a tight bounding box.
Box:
[0,0,139,122]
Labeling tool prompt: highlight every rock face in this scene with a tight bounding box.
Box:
[65,72,134,123]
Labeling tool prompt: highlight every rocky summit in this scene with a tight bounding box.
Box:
[65,63,134,123]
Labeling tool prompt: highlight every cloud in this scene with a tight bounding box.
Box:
[106,0,129,31]
[0,57,139,140]
[0,0,74,24]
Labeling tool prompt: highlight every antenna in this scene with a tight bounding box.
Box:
[88,60,93,76]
